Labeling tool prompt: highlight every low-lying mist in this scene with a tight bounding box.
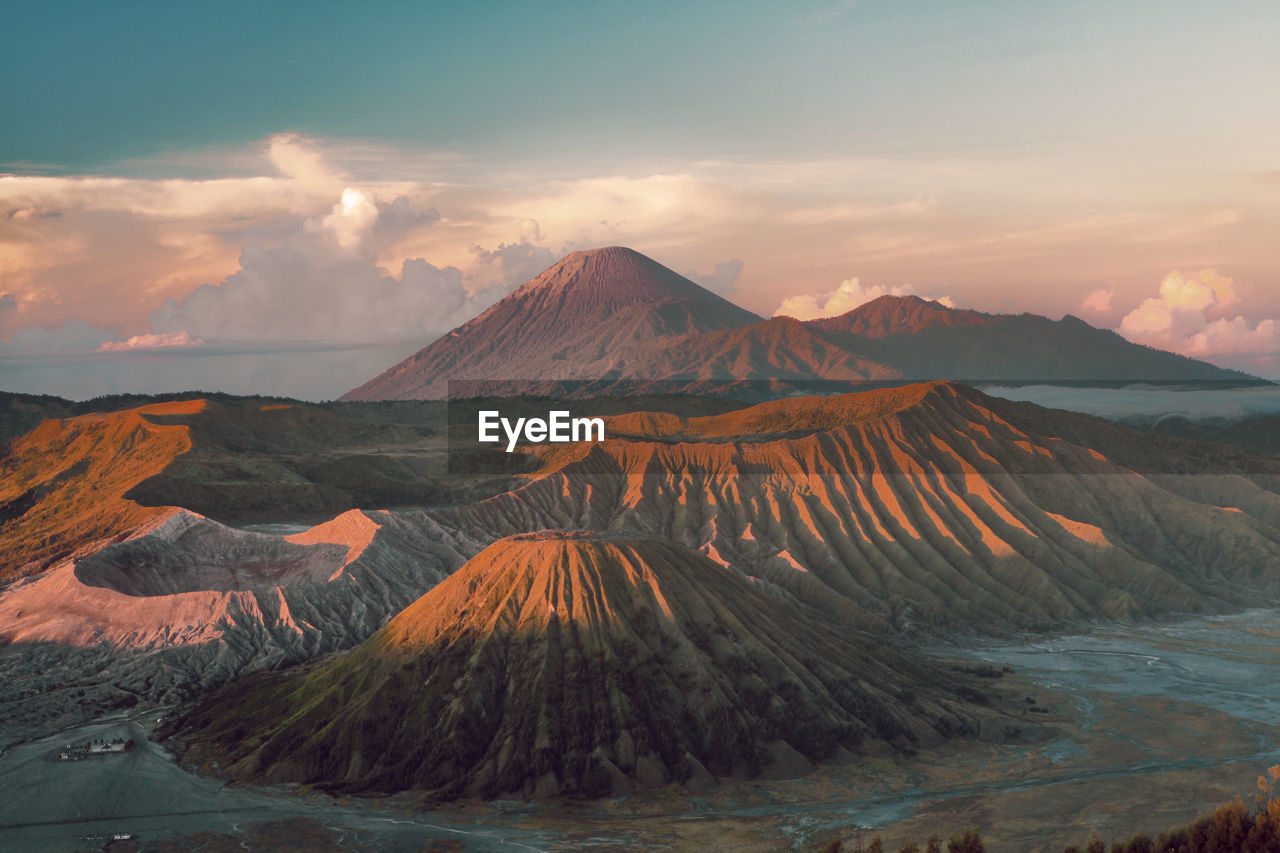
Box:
[982,384,1280,424]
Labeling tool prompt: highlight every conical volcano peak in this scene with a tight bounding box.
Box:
[512,245,722,307]
[340,246,761,400]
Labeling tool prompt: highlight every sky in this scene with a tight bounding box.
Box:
[2,0,1278,399]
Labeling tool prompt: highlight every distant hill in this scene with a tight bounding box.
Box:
[807,295,1253,383]
[341,248,1258,400]
[808,294,997,338]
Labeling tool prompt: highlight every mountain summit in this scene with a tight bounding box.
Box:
[510,244,736,307]
[341,247,760,400]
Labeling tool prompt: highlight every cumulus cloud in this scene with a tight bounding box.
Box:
[372,195,441,245]
[148,232,499,345]
[483,173,756,255]
[1080,288,1114,317]
[686,258,743,295]
[98,331,205,352]
[1117,269,1279,377]
[0,134,434,336]
[315,188,439,255]
[1119,269,1261,348]
[469,238,557,290]
[318,188,379,250]
[266,133,344,191]
[1181,316,1280,357]
[0,133,545,398]
[773,277,954,321]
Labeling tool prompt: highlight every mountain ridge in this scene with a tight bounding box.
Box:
[441,381,1280,633]
[342,247,1258,400]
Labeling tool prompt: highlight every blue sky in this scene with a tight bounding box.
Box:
[6,0,1275,173]
[2,0,1278,397]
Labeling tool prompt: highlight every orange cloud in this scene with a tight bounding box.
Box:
[1080,288,1114,317]
[98,332,205,352]
[1118,270,1279,371]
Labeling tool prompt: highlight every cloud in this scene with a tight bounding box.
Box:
[1181,316,1280,357]
[266,133,344,191]
[0,293,14,311]
[482,173,758,255]
[0,135,432,327]
[6,207,61,220]
[318,187,379,250]
[773,277,954,321]
[147,231,500,345]
[1120,269,1250,344]
[0,140,349,336]
[1080,288,1113,316]
[98,331,204,352]
[371,195,441,245]
[469,237,556,290]
[686,258,743,295]
[1117,269,1279,377]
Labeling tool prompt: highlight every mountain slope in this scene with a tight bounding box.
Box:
[164,531,984,799]
[809,295,1257,382]
[623,316,899,382]
[437,382,1280,632]
[342,246,761,400]
[10,382,1280,742]
[807,294,998,339]
[0,400,199,581]
[343,248,1257,400]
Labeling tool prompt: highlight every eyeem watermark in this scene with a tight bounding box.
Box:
[478,410,606,452]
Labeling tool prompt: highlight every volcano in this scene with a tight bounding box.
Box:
[164,531,983,799]
[342,246,762,400]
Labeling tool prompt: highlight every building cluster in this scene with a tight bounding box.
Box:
[57,737,133,761]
